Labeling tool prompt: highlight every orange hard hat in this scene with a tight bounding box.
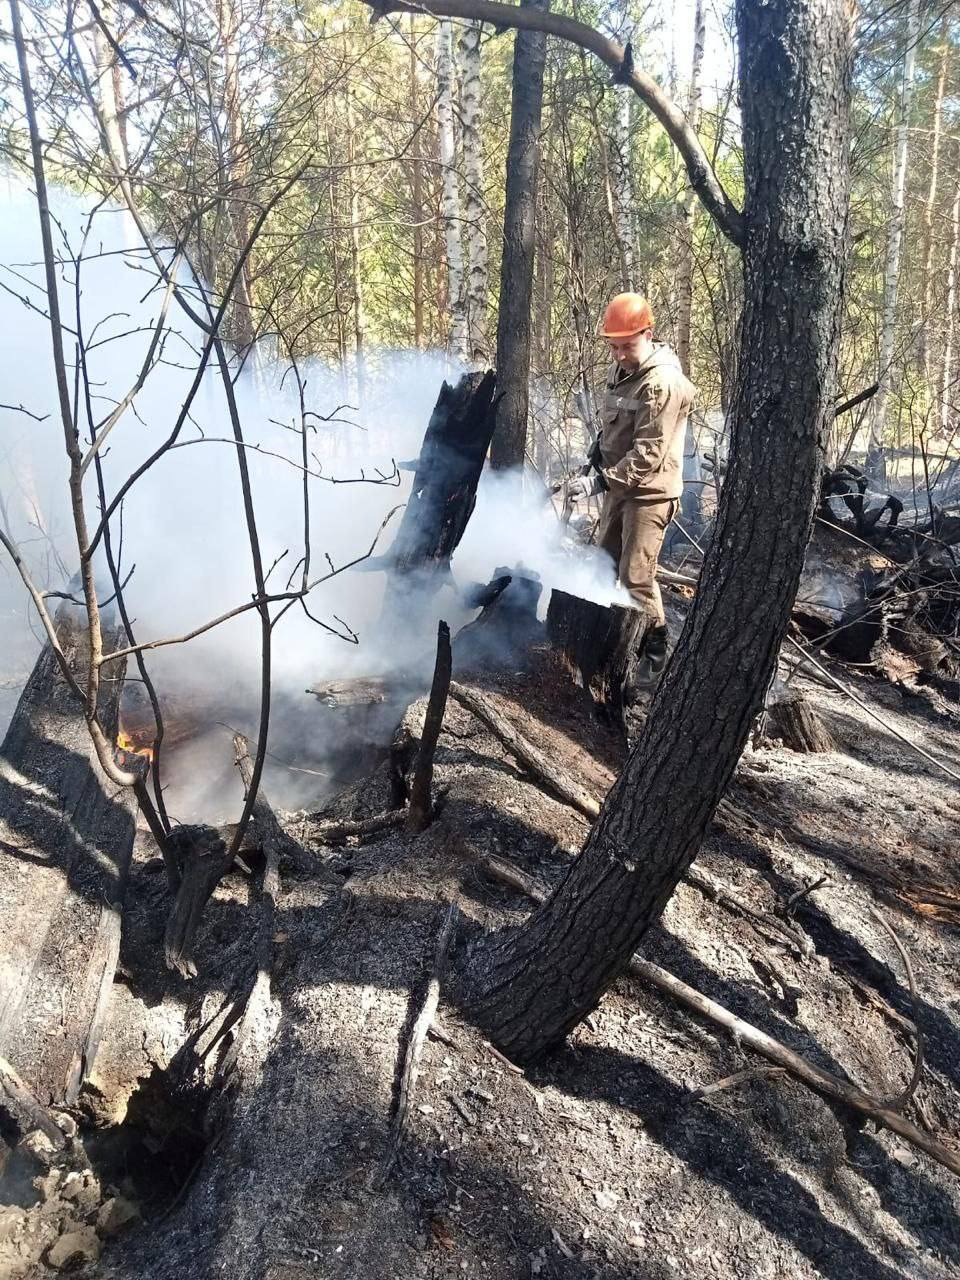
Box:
[600,293,655,338]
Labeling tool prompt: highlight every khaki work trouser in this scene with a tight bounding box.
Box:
[598,491,679,626]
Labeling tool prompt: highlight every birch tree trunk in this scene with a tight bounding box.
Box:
[868,0,920,478]
[489,0,549,469]
[459,19,489,359]
[464,0,852,1061]
[920,19,949,386]
[610,88,635,290]
[942,172,960,437]
[345,86,367,407]
[437,20,470,364]
[675,0,706,376]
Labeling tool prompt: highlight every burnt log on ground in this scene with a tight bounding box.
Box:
[546,587,645,727]
[381,370,497,614]
[163,824,234,978]
[0,600,136,1107]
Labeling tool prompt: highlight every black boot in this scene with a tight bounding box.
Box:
[630,624,670,692]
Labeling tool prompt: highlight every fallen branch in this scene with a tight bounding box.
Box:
[448,683,601,819]
[0,1056,67,1149]
[379,901,459,1182]
[408,621,453,833]
[477,853,960,1180]
[685,864,812,959]
[690,1066,787,1100]
[868,905,925,1111]
[311,809,406,845]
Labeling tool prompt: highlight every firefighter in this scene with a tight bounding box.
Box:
[566,292,695,688]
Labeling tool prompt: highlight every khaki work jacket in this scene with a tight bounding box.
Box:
[599,344,695,501]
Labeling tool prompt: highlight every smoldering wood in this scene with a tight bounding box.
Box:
[381,370,497,610]
[545,587,645,726]
[163,824,234,978]
[454,568,543,672]
[0,598,137,1107]
[407,621,453,833]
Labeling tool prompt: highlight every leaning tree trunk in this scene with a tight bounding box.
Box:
[0,600,136,1105]
[488,0,549,470]
[463,0,852,1060]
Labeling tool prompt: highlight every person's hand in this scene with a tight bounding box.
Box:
[564,475,594,501]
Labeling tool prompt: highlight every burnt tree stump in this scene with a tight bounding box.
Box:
[0,599,136,1106]
[546,588,645,726]
[762,684,835,753]
[382,370,497,614]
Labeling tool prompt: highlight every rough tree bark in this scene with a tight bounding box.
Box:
[437,19,470,363]
[942,170,960,436]
[488,0,548,469]
[462,0,853,1060]
[459,19,489,359]
[867,0,920,476]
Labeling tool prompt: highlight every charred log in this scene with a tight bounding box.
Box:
[0,599,136,1107]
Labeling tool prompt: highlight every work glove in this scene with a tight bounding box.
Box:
[564,474,603,502]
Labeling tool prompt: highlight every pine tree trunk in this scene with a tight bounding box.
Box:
[675,0,706,377]
[463,0,852,1062]
[941,171,960,437]
[868,0,920,478]
[488,0,549,470]
[459,19,489,360]
[437,20,469,364]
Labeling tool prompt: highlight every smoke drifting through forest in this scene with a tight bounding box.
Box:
[0,186,622,819]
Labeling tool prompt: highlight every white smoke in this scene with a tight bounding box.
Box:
[0,180,623,820]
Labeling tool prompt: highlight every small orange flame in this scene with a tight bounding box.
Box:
[116,727,155,765]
